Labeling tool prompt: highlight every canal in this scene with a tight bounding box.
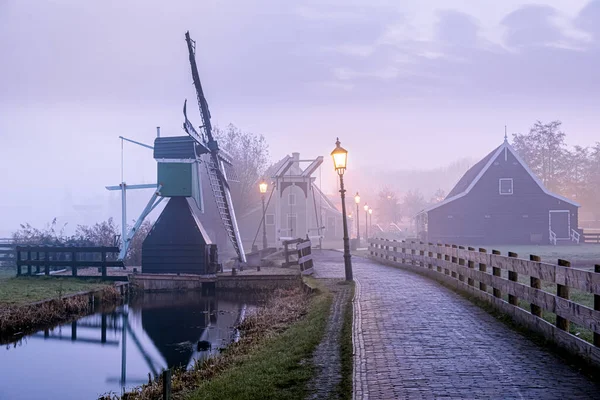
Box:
[0,290,257,400]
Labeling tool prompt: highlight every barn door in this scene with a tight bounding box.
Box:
[549,210,570,240]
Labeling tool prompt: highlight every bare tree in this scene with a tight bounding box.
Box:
[213,123,270,216]
[375,186,402,225]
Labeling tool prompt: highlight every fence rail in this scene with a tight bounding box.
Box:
[16,246,123,279]
[368,237,600,366]
[583,232,600,244]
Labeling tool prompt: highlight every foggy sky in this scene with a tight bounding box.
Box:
[1,0,599,236]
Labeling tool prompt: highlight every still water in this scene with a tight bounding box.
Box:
[0,290,256,400]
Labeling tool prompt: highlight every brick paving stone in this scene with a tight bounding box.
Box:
[313,250,600,400]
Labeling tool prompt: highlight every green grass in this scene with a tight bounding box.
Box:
[336,281,354,400]
[0,277,110,307]
[185,281,334,400]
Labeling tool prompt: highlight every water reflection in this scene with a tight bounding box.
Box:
[0,290,254,400]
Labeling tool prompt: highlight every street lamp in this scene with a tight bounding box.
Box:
[259,179,268,250]
[369,208,373,236]
[331,138,353,281]
[354,192,361,244]
[364,203,369,239]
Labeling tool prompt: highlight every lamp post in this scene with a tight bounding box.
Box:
[364,203,369,239]
[259,179,268,250]
[369,208,373,235]
[331,138,353,281]
[354,192,361,245]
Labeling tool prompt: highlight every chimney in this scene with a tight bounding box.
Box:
[156,126,161,137]
[292,152,300,173]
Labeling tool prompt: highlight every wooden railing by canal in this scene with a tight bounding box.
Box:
[368,238,600,366]
[16,246,124,280]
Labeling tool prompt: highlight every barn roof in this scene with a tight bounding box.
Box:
[422,139,579,214]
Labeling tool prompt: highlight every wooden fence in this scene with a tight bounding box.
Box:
[368,237,600,366]
[16,246,124,280]
[282,238,314,274]
[583,231,600,244]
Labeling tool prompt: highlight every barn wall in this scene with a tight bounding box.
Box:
[428,147,578,245]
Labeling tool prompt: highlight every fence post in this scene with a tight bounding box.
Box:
[508,252,518,306]
[427,243,433,270]
[451,245,458,278]
[492,250,501,298]
[478,248,487,292]
[529,255,542,317]
[556,259,571,332]
[444,244,451,275]
[467,247,475,286]
[45,251,50,276]
[16,248,22,276]
[457,246,465,282]
[35,252,40,274]
[27,250,32,276]
[72,251,77,276]
[163,369,172,400]
[594,264,600,347]
[101,249,107,279]
[419,241,425,268]
[437,244,442,273]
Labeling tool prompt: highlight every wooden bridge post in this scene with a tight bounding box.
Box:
[101,249,107,279]
[508,252,519,306]
[71,251,77,276]
[457,246,465,282]
[529,255,542,317]
[467,247,475,286]
[478,248,487,292]
[556,259,571,332]
[594,265,600,347]
[44,251,50,276]
[492,250,501,298]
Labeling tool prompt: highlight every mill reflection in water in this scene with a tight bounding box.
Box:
[0,290,254,400]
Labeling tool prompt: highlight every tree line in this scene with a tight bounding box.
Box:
[512,120,600,217]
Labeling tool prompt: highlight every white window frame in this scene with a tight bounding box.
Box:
[265,214,275,226]
[499,178,513,195]
[288,193,296,206]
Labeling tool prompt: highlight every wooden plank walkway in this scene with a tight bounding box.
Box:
[313,250,600,399]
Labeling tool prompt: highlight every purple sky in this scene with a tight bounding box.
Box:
[1,0,599,235]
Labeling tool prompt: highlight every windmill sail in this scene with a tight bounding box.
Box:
[184,31,246,263]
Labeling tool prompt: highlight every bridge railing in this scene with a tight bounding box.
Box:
[368,237,600,367]
[16,246,123,279]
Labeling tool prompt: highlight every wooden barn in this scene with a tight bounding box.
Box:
[416,138,580,245]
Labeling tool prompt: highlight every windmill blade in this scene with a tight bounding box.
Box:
[185,31,246,263]
[183,100,210,154]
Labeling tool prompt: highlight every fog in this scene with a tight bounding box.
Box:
[1,0,600,236]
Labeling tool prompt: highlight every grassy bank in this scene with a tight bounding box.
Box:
[110,281,335,400]
[0,278,121,343]
[0,277,111,306]
[337,282,354,400]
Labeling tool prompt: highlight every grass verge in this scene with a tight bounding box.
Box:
[335,281,354,400]
[109,282,333,400]
[0,277,110,307]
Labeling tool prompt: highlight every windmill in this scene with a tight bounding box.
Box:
[109,31,246,273]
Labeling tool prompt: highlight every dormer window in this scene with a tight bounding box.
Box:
[499,178,513,195]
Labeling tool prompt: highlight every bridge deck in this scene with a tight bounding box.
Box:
[313,250,600,400]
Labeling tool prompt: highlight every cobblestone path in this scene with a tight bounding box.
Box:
[306,279,352,400]
[313,250,600,400]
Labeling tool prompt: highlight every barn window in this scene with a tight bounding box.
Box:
[265,214,275,225]
[499,178,513,195]
[288,193,296,205]
[484,215,491,219]
[447,215,453,219]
